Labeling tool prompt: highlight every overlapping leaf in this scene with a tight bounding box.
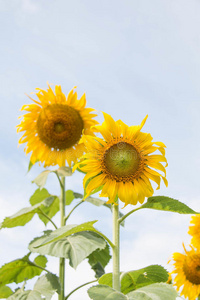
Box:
[0,254,47,286]
[29,230,106,269]
[98,265,169,294]
[0,197,54,229]
[0,286,13,298]
[88,244,111,278]
[7,273,60,300]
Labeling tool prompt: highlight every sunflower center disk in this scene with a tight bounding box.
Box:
[37,104,84,150]
[104,142,140,180]
[183,254,200,284]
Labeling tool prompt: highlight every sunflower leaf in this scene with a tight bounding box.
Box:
[98,265,169,293]
[0,286,13,298]
[88,285,128,300]
[33,221,113,248]
[32,170,51,189]
[7,273,60,300]
[55,166,72,177]
[0,197,54,229]
[126,282,178,299]
[29,231,106,269]
[141,196,198,214]
[65,190,75,205]
[0,254,47,286]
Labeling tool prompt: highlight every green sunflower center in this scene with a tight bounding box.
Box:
[103,142,140,180]
[183,254,200,284]
[37,104,84,150]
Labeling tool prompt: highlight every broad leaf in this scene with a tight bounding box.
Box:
[88,244,111,269]
[91,262,105,279]
[98,265,169,294]
[0,197,54,229]
[34,221,112,248]
[29,231,106,269]
[32,170,51,189]
[127,283,178,299]
[0,254,47,286]
[55,166,72,177]
[0,285,13,298]
[141,196,198,214]
[7,273,60,300]
[29,188,50,206]
[88,285,128,300]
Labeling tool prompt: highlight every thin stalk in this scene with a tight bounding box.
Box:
[64,200,84,224]
[118,206,142,224]
[65,279,98,300]
[38,208,58,229]
[112,201,120,291]
[59,177,66,300]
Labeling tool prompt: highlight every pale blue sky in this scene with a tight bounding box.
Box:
[1,0,200,299]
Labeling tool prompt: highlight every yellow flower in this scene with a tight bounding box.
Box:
[75,112,168,206]
[188,215,200,249]
[171,244,200,300]
[17,84,98,167]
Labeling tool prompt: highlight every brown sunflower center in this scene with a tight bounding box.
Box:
[37,104,84,150]
[103,142,141,181]
[183,254,200,284]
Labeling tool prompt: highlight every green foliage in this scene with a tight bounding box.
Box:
[0,254,47,286]
[88,285,127,300]
[141,196,198,214]
[0,286,13,298]
[0,197,54,229]
[7,273,60,300]
[88,244,112,278]
[126,283,178,299]
[54,166,72,177]
[98,265,169,294]
[34,221,113,248]
[65,190,75,205]
[88,283,178,300]
[29,230,106,269]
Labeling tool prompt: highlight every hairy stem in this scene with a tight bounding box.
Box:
[59,176,66,300]
[38,208,58,229]
[64,200,84,224]
[118,206,142,224]
[65,279,98,300]
[112,201,120,291]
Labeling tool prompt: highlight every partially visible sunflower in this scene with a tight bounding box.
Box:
[171,244,200,300]
[17,84,98,167]
[188,215,200,249]
[75,112,168,206]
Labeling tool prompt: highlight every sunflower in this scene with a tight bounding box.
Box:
[188,215,200,249]
[75,112,168,206]
[17,84,98,167]
[171,244,200,300]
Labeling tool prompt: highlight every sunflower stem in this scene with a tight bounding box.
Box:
[59,176,66,300]
[118,206,142,224]
[112,201,121,291]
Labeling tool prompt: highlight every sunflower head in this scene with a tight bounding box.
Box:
[75,112,168,206]
[171,245,200,300]
[188,215,200,249]
[17,84,98,167]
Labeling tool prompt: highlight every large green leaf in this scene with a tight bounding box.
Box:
[0,254,47,286]
[88,244,111,269]
[88,283,178,300]
[0,197,54,229]
[29,230,106,269]
[127,283,178,299]
[88,285,128,300]
[7,273,60,300]
[0,286,13,298]
[141,196,198,214]
[34,221,113,248]
[29,188,50,205]
[98,265,169,294]
[65,190,75,205]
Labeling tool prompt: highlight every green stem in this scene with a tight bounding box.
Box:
[112,201,120,291]
[38,208,58,229]
[65,279,98,300]
[64,200,84,224]
[118,206,142,224]
[59,177,66,300]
